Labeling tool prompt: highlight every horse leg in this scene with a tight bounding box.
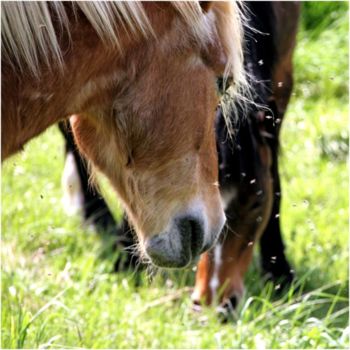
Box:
[193,177,273,307]
[259,145,294,288]
[259,60,296,288]
[193,119,274,307]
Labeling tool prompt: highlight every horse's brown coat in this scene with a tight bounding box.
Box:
[2,2,243,262]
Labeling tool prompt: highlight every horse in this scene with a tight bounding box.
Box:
[193,1,300,307]
[58,2,301,308]
[1,2,248,268]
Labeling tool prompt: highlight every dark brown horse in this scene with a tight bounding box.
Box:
[58,2,300,307]
[193,1,300,306]
[2,2,248,268]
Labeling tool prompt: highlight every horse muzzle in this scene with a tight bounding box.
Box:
[144,213,225,268]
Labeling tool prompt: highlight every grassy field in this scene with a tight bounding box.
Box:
[2,3,349,349]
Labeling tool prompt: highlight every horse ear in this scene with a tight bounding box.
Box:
[200,2,213,13]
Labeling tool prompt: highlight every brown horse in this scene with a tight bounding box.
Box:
[57,2,300,311]
[2,2,247,268]
[192,1,300,307]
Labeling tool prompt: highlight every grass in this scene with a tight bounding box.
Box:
[1,3,349,349]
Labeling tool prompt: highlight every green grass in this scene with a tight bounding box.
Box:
[2,4,349,349]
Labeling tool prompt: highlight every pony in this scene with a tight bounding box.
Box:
[193,1,300,307]
[58,2,301,308]
[1,2,247,268]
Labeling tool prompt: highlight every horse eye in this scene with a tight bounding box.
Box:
[216,76,233,96]
[216,77,224,94]
[126,151,134,167]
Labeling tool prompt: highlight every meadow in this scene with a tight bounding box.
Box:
[2,3,349,349]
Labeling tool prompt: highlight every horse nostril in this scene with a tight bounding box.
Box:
[189,218,204,257]
[145,216,205,268]
[177,217,204,258]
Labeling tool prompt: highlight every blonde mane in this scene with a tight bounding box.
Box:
[2,2,246,86]
[1,2,153,76]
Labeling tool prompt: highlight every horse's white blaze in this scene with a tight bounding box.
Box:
[61,152,84,216]
[209,243,222,301]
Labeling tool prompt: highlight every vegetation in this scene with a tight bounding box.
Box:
[2,3,348,348]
